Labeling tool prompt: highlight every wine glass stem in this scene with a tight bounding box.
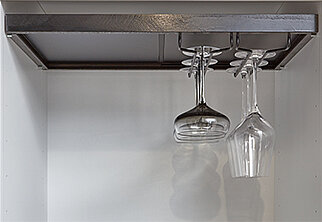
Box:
[246,68,251,115]
[241,73,247,119]
[251,59,260,113]
[195,70,200,105]
[199,47,206,104]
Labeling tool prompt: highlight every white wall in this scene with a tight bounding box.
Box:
[47,69,275,222]
[0,7,47,222]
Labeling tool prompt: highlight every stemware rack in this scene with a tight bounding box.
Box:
[5,14,318,71]
[231,33,291,77]
[177,32,292,78]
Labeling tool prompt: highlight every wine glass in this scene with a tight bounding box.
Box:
[227,54,275,178]
[174,46,230,143]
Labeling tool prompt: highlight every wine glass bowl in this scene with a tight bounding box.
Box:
[174,103,230,143]
[227,112,275,177]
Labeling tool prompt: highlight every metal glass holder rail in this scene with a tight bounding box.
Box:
[4,14,318,71]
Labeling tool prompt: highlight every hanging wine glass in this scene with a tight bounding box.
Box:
[174,46,230,143]
[227,53,275,178]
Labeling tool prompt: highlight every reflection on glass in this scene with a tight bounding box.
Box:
[170,145,221,220]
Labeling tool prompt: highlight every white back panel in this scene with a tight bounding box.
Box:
[47,69,275,222]
[0,6,47,221]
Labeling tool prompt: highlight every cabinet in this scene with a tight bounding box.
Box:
[0,2,321,222]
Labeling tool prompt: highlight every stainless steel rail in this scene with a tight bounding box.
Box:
[4,14,318,70]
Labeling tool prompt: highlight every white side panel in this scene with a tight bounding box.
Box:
[1,5,47,221]
[0,6,3,221]
[274,2,322,221]
[274,20,321,222]
[47,70,275,222]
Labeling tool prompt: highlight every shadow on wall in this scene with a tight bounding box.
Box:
[170,145,221,221]
[223,162,264,221]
